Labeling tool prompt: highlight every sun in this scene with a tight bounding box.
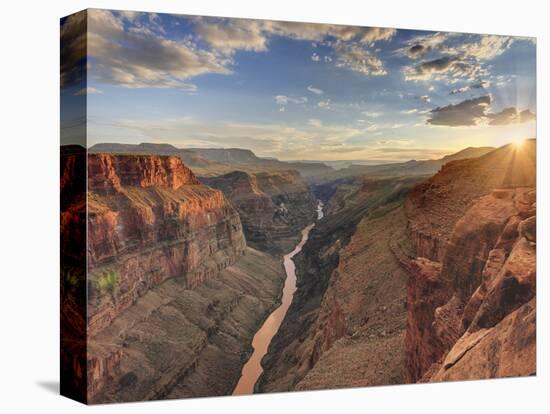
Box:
[511,136,526,148]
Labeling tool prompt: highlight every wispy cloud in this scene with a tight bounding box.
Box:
[274,95,308,107]
[450,80,490,94]
[317,99,331,109]
[73,87,103,96]
[362,111,383,118]
[334,42,387,76]
[307,85,324,95]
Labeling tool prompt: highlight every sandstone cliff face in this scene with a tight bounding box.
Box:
[203,170,317,253]
[86,153,258,401]
[88,153,200,193]
[87,154,246,338]
[404,141,536,383]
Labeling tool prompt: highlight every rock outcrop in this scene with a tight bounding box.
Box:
[203,170,317,253]
[404,140,536,383]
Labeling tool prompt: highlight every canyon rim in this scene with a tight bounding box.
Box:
[60,9,537,404]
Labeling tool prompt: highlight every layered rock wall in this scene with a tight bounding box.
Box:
[85,154,248,399]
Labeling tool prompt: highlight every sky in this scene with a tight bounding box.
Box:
[61,9,536,162]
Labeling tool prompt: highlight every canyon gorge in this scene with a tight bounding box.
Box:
[61,139,536,403]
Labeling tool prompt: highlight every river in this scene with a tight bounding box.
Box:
[232,201,324,395]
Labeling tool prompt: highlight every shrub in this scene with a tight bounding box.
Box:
[94,269,119,294]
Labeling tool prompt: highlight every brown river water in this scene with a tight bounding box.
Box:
[232,202,324,395]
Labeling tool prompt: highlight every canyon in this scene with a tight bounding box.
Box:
[73,153,302,403]
[257,140,536,392]
[62,139,536,403]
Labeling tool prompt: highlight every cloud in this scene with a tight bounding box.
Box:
[194,17,268,53]
[399,32,455,59]
[192,18,396,59]
[60,11,87,89]
[87,12,394,90]
[118,10,139,22]
[426,95,536,127]
[402,33,513,83]
[407,44,426,59]
[318,99,331,109]
[87,10,231,90]
[194,19,395,77]
[487,108,536,125]
[427,95,491,126]
[402,32,512,61]
[308,118,323,127]
[307,85,324,95]
[321,146,365,154]
[449,79,491,94]
[73,87,103,96]
[359,27,397,43]
[362,111,383,118]
[265,22,396,43]
[377,139,414,146]
[458,35,514,60]
[274,95,307,105]
[405,55,483,81]
[334,43,387,76]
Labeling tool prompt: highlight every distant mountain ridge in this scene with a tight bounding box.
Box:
[309,145,497,184]
[88,143,505,184]
[89,142,334,179]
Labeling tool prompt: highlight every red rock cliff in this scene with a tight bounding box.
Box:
[85,154,247,398]
[404,141,536,382]
[88,153,200,192]
[85,154,246,327]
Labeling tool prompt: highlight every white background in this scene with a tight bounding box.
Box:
[1,0,548,412]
